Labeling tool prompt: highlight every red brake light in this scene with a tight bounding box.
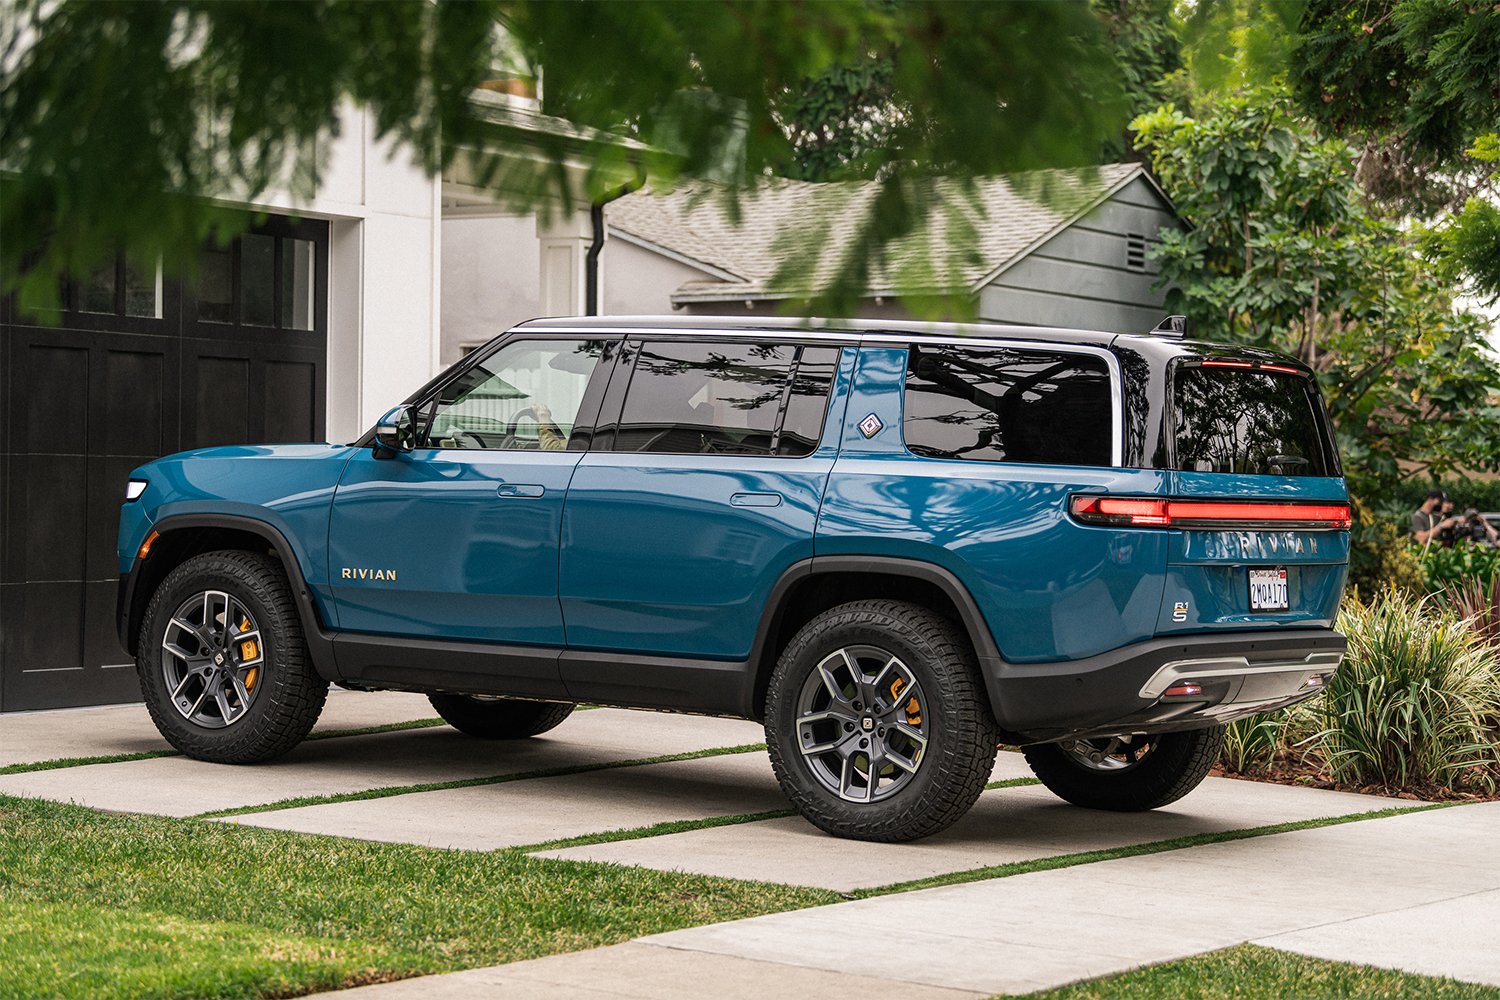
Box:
[1200,360,1253,368]
[1070,496,1351,530]
[1260,364,1300,373]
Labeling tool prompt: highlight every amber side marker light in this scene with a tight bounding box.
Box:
[1070,496,1352,531]
[138,530,160,559]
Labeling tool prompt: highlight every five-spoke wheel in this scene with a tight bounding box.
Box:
[138,550,326,763]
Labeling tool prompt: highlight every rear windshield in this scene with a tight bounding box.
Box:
[1172,364,1333,477]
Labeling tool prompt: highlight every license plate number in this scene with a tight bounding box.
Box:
[1249,567,1289,611]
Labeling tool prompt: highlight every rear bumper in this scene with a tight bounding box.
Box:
[990,628,1346,744]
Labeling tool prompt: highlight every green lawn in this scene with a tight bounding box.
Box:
[991,944,1500,1000]
[0,794,837,999]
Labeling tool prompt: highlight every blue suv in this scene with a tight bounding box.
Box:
[117,317,1351,842]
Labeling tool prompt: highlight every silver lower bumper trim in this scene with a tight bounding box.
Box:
[1138,650,1345,701]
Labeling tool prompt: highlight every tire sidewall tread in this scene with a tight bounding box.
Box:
[765,599,999,843]
[137,550,326,764]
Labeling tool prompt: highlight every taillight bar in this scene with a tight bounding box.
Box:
[1070,496,1351,530]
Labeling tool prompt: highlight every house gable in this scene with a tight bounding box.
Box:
[978,173,1183,334]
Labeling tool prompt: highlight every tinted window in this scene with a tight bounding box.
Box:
[424,339,604,450]
[903,344,1112,466]
[1172,365,1330,476]
[615,342,839,456]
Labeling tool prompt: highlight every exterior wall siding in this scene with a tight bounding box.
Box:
[979,177,1181,334]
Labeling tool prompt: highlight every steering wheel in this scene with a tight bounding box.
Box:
[500,407,538,450]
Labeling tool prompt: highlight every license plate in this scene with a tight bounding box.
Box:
[1249,567,1289,611]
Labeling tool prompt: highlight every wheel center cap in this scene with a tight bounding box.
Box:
[214,652,225,666]
[861,717,874,732]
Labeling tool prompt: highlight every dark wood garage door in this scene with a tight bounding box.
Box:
[0,215,328,712]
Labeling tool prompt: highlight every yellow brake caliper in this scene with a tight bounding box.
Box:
[238,618,260,692]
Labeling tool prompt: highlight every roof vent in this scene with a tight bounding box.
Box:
[1151,315,1187,337]
[1126,233,1147,272]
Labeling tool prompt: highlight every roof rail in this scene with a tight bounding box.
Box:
[1150,315,1187,337]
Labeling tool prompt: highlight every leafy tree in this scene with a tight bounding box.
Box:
[776,52,897,182]
[1,1,1131,320]
[1092,0,1186,161]
[1133,94,1500,492]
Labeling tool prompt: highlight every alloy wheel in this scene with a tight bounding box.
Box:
[795,644,929,803]
[1058,735,1158,772]
[160,590,265,729]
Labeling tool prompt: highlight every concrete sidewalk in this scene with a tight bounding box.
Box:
[3,697,1482,998]
[315,802,1500,999]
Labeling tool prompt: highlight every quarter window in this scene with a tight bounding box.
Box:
[903,344,1113,466]
[615,342,840,456]
[424,339,605,450]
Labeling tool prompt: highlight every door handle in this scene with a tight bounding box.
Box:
[731,492,783,508]
[496,484,545,498]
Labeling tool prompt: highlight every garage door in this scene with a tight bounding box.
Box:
[0,215,328,712]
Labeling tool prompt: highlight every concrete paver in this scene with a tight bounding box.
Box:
[1256,888,1500,988]
[536,765,1412,891]
[0,709,764,816]
[219,750,790,850]
[634,802,1500,995]
[0,689,438,767]
[312,942,987,1000]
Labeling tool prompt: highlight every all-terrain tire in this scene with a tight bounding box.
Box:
[138,550,327,763]
[764,600,1000,843]
[1023,726,1226,812]
[427,694,575,739]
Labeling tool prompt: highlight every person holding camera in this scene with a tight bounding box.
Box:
[1412,490,1459,545]
[1455,508,1500,547]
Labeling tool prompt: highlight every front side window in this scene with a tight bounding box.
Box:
[424,339,604,450]
[903,344,1113,466]
[1172,365,1331,476]
[615,341,840,457]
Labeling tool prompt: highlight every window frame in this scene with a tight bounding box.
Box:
[1164,356,1342,478]
[890,336,1124,469]
[589,333,849,459]
[411,333,623,453]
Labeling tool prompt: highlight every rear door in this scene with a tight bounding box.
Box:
[1156,357,1349,633]
[557,337,847,704]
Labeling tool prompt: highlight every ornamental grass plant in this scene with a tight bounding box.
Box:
[1318,591,1500,793]
[1218,590,1500,797]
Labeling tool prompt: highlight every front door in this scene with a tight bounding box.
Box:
[328,337,610,648]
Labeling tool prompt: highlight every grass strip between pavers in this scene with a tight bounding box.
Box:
[987,942,1500,999]
[854,801,1449,898]
[194,742,771,819]
[516,808,799,854]
[0,718,448,775]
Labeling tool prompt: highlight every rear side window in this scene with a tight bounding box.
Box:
[903,344,1113,466]
[615,341,840,457]
[1172,364,1332,476]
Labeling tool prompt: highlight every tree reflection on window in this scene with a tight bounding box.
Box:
[903,344,1111,466]
[1171,367,1326,476]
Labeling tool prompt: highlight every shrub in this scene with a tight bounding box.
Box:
[1346,496,1424,598]
[1418,541,1500,594]
[1320,592,1500,793]
[1446,575,1500,648]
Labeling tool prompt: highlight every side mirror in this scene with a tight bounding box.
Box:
[373,405,417,458]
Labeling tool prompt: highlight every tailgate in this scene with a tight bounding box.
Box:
[1156,357,1349,634]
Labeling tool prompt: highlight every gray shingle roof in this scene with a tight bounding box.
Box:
[604,163,1154,301]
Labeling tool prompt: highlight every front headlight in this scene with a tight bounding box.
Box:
[125,479,148,502]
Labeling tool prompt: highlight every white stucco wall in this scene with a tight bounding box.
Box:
[441,214,540,365]
[251,103,442,444]
[601,235,718,316]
